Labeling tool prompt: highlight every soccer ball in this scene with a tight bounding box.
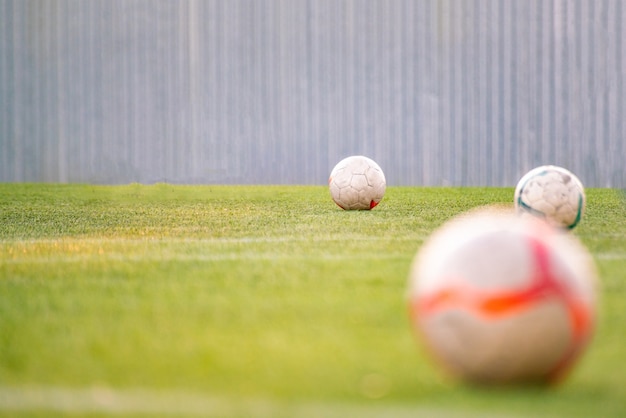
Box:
[407,208,597,385]
[328,155,386,210]
[514,165,586,229]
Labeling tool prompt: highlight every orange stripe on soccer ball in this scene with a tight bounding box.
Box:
[410,236,593,383]
[414,237,591,340]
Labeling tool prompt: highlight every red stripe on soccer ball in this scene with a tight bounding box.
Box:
[411,235,593,382]
[415,238,591,331]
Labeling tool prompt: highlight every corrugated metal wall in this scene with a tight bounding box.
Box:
[1,0,624,186]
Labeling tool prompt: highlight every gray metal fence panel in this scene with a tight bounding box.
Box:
[1,0,624,186]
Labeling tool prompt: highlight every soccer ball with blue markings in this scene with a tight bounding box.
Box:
[514,165,586,229]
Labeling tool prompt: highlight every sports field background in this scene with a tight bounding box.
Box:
[1,184,625,417]
[2,1,626,416]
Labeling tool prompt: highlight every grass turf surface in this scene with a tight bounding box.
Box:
[0,183,625,417]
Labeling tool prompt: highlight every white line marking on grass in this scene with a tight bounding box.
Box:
[594,252,626,260]
[0,386,493,418]
[2,252,410,264]
[0,236,424,245]
[1,236,420,264]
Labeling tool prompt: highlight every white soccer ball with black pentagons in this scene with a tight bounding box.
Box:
[329,155,386,210]
[514,165,586,229]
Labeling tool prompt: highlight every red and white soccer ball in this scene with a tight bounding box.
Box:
[328,155,386,210]
[407,208,597,385]
[514,165,586,229]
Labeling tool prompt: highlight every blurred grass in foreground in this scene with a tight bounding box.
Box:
[0,184,625,417]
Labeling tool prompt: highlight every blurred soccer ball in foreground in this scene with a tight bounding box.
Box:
[407,208,597,385]
[328,155,386,210]
[514,165,586,229]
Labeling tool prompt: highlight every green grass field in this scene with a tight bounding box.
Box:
[1,184,625,417]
